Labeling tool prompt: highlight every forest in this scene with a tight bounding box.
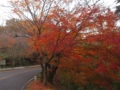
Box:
[0,0,120,90]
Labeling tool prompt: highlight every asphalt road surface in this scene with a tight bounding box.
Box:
[0,66,41,90]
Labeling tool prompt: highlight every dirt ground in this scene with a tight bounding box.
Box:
[24,80,55,90]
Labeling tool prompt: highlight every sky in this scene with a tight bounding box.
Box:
[0,0,116,26]
[0,0,12,25]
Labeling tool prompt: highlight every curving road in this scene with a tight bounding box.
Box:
[0,66,41,90]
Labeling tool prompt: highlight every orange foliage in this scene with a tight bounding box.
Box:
[10,0,120,89]
[28,80,54,90]
[29,5,119,90]
[0,35,16,48]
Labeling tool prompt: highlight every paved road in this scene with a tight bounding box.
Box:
[0,66,41,90]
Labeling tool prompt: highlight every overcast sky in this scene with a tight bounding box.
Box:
[0,0,116,26]
[0,0,12,25]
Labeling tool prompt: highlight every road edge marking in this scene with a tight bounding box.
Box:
[21,78,34,90]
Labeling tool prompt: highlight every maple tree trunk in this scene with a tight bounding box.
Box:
[48,65,58,84]
[43,63,47,86]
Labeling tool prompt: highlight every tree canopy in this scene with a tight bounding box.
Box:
[2,0,119,89]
